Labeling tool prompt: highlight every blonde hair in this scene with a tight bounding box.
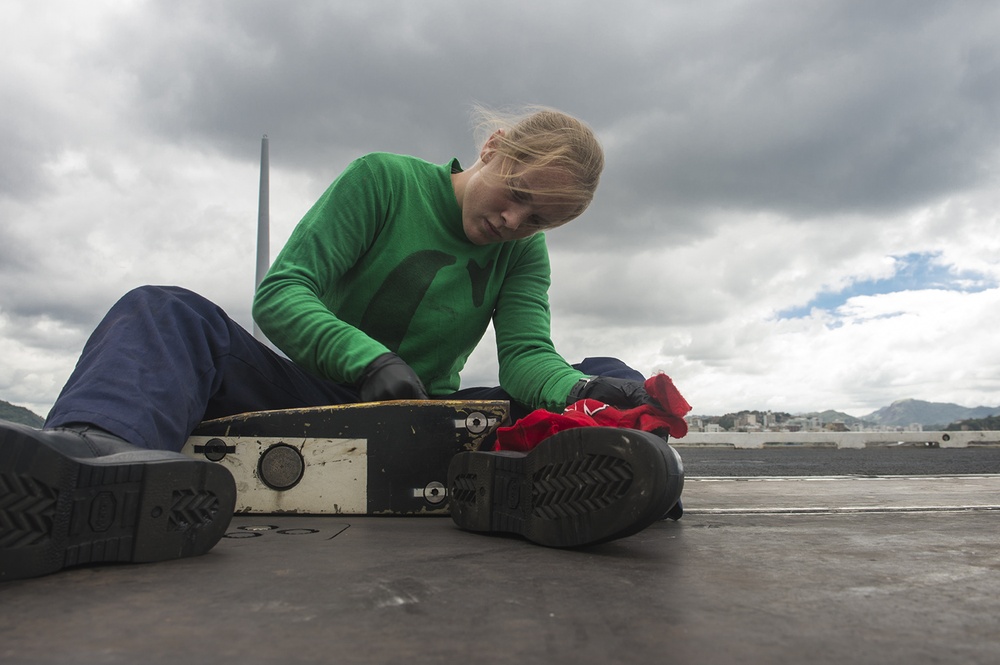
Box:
[473,105,604,223]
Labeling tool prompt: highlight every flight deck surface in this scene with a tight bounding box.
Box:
[2,446,998,664]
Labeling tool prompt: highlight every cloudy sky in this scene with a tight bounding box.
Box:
[3,0,1000,420]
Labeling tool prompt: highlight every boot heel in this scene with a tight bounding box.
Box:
[447,451,497,532]
[132,461,236,563]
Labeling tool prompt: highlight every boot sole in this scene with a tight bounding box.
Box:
[1,428,236,582]
[448,427,683,547]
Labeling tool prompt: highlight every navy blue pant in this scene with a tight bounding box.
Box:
[47,286,642,451]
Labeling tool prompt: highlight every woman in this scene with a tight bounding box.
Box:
[0,107,681,581]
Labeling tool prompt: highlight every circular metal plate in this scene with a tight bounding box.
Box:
[258,444,305,491]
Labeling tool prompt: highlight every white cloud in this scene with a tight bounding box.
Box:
[3,0,1000,422]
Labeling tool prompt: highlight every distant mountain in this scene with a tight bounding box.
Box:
[797,409,869,426]
[863,399,1000,428]
[0,399,44,427]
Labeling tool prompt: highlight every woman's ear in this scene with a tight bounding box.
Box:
[479,129,505,163]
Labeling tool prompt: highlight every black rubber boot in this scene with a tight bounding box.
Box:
[0,419,236,582]
[447,427,684,548]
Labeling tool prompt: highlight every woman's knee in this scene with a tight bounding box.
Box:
[572,357,644,382]
[120,285,213,311]
[116,285,231,326]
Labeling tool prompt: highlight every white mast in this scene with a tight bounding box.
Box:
[253,135,270,342]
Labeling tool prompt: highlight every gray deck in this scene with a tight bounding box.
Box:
[2,447,999,665]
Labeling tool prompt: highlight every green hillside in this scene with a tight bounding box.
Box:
[943,414,1000,431]
[0,399,45,427]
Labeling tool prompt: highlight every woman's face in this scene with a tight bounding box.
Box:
[459,158,578,246]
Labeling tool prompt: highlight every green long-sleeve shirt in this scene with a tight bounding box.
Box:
[252,153,583,411]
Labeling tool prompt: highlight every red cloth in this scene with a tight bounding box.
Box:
[494,373,692,452]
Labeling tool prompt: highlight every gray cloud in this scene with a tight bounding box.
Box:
[82,1,1000,223]
[4,0,1000,416]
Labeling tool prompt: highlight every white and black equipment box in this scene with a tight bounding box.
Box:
[181,400,509,516]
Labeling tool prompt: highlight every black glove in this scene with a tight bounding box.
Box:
[359,353,429,401]
[567,376,657,410]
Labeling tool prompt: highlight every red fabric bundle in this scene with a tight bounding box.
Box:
[494,373,692,452]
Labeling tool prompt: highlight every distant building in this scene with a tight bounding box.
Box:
[786,416,821,431]
[735,413,758,430]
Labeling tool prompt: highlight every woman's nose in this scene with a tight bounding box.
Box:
[502,203,532,230]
